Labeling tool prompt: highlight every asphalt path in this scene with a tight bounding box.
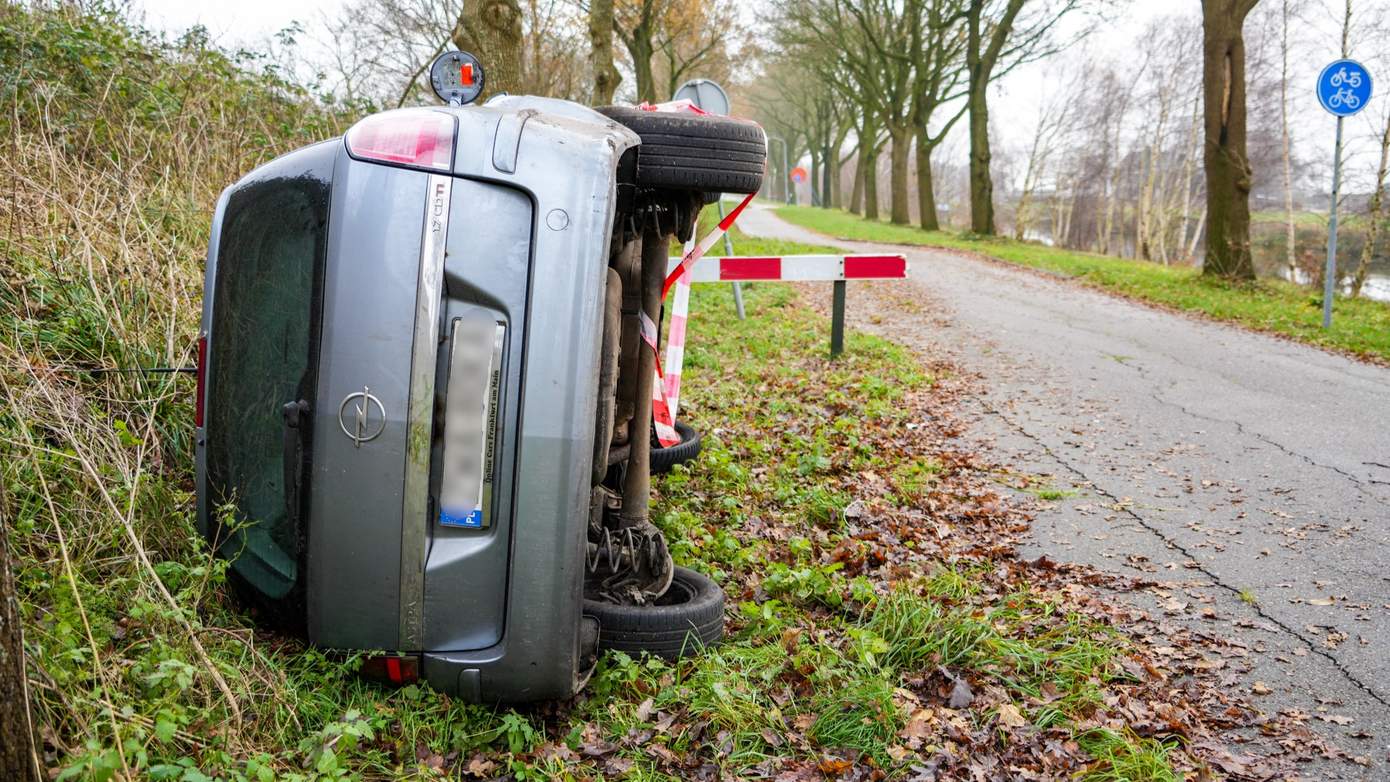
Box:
[738,203,1390,777]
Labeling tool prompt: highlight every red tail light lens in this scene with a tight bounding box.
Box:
[195,334,207,428]
[359,654,420,686]
[344,110,455,172]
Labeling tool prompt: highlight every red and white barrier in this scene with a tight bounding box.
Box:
[650,249,910,447]
[664,254,908,283]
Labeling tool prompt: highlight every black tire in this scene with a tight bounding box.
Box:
[583,566,725,659]
[650,420,702,474]
[596,106,767,194]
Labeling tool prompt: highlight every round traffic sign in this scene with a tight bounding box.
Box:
[790,166,808,184]
[1317,59,1372,117]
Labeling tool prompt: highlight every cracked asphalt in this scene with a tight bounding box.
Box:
[738,203,1390,777]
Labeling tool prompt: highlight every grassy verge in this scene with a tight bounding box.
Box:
[774,205,1390,363]
[4,6,1227,779]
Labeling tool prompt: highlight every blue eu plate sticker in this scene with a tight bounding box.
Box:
[439,506,484,528]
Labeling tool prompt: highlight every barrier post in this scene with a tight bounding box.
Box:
[715,200,746,319]
[830,280,846,359]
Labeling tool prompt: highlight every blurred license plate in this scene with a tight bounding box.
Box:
[439,318,504,528]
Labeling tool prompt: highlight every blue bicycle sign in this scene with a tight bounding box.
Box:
[1317,59,1373,117]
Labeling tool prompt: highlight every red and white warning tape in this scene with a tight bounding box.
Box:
[643,192,757,447]
[639,310,681,447]
[665,253,908,282]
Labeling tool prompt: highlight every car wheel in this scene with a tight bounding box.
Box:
[650,420,702,474]
[583,566,725,659]
[596,106,767,194]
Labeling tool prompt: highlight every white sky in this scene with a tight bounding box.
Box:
[131,0,346,47]
[132,0,1386,194]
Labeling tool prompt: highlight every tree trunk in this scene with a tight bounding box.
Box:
[888,124,912,225]
[810,150,823,207]
[864,145,881,220]
[831,127,852,209]
[1177,95,1202,264]
[454,0,524,100]
[1279,0,1296,279]
[626,28,657,104]
[588,0,621,104]
[966,77,994,234]
[0,496,39,782]
[829,154,843,209]
[850,150,865,214]
[1350,116,1390,296]
[817,145,828,209]
[916,132,940,231]
[1138,88,1173,260]
[1201,0,1258,280]
[1187,207,1208,263]
[1014,122,1045,241]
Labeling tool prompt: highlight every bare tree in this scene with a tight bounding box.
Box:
[1014,71,1074,241]
[1136,17,1198,260]
[1175,89,1204,263]
[1096,68,1139,255]
[654,0,739,100]
[1278,0,1297,278]
[328,0,588,105]
[1350,3,1390,297]
[1350,113,1389,296]
[843,0,918,224]
[1201,0,1261,280]
[779,0,890,217]
[912,0,968,230]
[960,0,1082,235]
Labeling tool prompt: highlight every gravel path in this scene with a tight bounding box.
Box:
[738,203,1390,777]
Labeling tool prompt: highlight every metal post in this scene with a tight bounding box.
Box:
[830,280,846,358]
[1323,115,1344,329]
[716,200,745,319]
[780,138,791,204]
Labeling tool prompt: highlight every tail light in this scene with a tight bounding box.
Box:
[195,334,207,428]
[359,654,420,686]
[344,109,456,172]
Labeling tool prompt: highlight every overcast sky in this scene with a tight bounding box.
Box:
[131,0,344,46]
[130,0,1387,194]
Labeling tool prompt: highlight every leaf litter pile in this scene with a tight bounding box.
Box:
[520,281,1358,781]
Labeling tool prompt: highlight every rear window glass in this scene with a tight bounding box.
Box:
[206,147,333,597]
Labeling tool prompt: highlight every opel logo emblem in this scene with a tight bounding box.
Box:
[338,386,386,448]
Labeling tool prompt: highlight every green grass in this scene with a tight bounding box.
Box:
[774,205,1390,363]
[1027,485,1080,501]
[1078,729,1182,782]
[4,5,1189,778]
[701,203,841,257]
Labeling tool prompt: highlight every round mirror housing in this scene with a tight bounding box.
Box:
[430,51,486,106]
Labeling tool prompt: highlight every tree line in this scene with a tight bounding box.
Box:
[748,0,1390,292]
[290,0,1389,290]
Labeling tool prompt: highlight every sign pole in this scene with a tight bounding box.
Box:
[1314,58,1371,328]
[1323,115,1344,329]
[830,280,846,358]
[782,141,791,204]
